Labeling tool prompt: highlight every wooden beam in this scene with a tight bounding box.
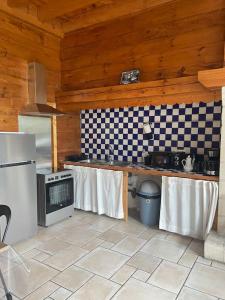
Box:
[56,76,221,112]
[224,42,225,66]
[198,68,225,89]
[1,0,63,37]
[38,0,111,21]
[7,0,47,7]
[62,0,175,33]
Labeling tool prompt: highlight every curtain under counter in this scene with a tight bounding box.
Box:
[67,165,124,219]
[159,176,219,240]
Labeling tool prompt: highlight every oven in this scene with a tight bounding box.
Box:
[37,169,74,227]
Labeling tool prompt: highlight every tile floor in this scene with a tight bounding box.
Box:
[2,209,225,299]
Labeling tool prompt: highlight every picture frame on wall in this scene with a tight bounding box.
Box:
[120,69,140,84]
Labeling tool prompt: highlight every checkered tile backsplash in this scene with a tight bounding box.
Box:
[80,101,222,163]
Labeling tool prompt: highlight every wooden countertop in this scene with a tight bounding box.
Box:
[63,161,219,182]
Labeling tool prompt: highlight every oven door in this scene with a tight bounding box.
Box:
[46,178,74,214]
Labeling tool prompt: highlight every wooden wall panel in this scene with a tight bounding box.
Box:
[56,114,81,163]
[0,10,60,132]
[61,0,225,91]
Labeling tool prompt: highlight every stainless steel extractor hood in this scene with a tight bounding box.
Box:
[20,62,64,116]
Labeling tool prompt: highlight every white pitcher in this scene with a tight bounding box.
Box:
[182,155,195,172]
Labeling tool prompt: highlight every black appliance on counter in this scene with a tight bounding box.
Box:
[65,153,87,162]
[193,154,205,173]
[204,149,220,176]
[144,151,185,170]
[37,169,74,227]
[144,151,171,168]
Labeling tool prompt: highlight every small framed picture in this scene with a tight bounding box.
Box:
[120,69,140,84]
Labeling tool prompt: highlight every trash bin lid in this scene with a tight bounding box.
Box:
[137,180,160,197]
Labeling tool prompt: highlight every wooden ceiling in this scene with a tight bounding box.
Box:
[3,0,175,36]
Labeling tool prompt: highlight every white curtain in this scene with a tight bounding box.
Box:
[159,176,219,240]
[72,166,98,212]
[65,165,124,219]
[96,168,124,219]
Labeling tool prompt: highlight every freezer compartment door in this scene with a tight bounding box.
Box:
[0,132,36,164]
[0,162,37,244]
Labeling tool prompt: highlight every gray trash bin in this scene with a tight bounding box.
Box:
[137,180,161,226]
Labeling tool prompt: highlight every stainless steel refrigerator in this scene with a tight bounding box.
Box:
[0,133,37,244]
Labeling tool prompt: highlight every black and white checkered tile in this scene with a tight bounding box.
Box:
[80,101,222,163]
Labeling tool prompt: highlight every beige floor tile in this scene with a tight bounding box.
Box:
[52,265,93,292]
[82,238,103,251]
[68,275,120,300]
[36,238,71,255]
[177,286,217,300]
[43,245,89,271]
[35,226,63,242]
[22,249,41,260]
[77,212,100,225]
[178,240,203,268]
[101,241,115,249]
[141,237,186,263]
[24,281,59,300]
[13,238,42,254]
[189,240,204,256]
[186,263,225,299]
[89,217,116,232]
[112,278,176,300]
[99,230,127,244]
[33,252,51,262]
[50,287,72,300]
[58,228,100,247]
[76,247,129,279]
[148,260,190,294]
[178,251,197,268]
[10,212,224,300]
[132,270,150,282]
[127,251,161,273]
[58,217,83,229]
[166,233,192,247]
[113,220,146,235]
[111,264,136,284]
[139,228,168,241]
[179,240,203,268]
[6,259,58,299]
[112,236,146,256]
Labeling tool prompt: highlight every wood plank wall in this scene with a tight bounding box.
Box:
[56,114,81,162]
[61,0,225,91]
[0,10,60,132]
[0,10,80,164]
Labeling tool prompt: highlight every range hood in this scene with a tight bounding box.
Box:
[20,62,64,116]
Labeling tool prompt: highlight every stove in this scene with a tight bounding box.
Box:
[37,169,74,227]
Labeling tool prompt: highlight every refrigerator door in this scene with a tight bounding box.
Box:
[0,132,36,165]
[0,162,37,244]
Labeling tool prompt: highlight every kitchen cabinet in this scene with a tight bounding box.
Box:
[66,165,125,219]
